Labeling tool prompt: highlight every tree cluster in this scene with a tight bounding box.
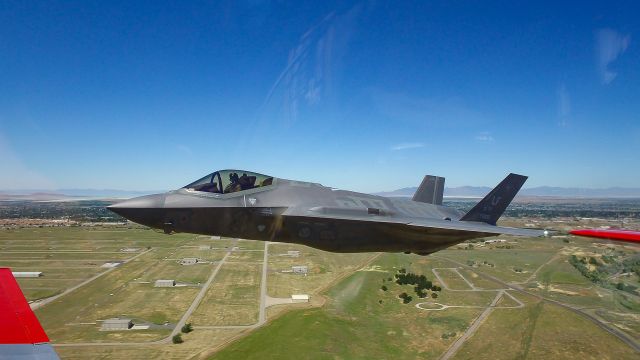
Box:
[398,292,413,304]
[394,268,441,300]
[441,331,456,339]
[569,255,605,283]
[172,334,183,344]
[622,255,640,277]
[181,323,193,333]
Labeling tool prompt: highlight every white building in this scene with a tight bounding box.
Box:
[101,318,133,331]
[101,262,123,268]
[155,279,176,287]
[292,266,308,274]
[286,250,300,257]
[180,258,198,265]
[198,245,211,250]
[291,294,309,303]
[484,239,507,244]
[12,272,42,278]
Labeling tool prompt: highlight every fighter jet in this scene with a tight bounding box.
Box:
[108,170,544,255]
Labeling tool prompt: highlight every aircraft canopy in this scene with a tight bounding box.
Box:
[183,170,274,194]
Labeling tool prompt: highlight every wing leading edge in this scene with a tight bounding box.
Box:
[0,268,60,360]
[286,209,543,236]
[283,206,545,242]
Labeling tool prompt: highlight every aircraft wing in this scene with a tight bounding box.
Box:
[0,268,60,360]
[406,217,545,237]
[570,229,640,243]
[283,206,545,238]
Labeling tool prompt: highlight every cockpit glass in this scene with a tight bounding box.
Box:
[183,170,273,194]
[219,170,273,194]
[183,173,221,193]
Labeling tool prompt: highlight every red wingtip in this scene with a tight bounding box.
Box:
[0,268,50,344]
[570,229,640,243]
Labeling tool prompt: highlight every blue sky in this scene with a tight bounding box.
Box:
[1,1,638,192]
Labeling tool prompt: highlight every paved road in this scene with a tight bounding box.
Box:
[452,268,477,290]
[432,268,502,292]
[54,242,384,349]
[31,248,153,310]
[55,244,235,347]
[258,242,269,325]
[439,290,504,360]
[518,253,560,284]
[437,255,640,354]
[192,241,270,331]
[167,242,235,342]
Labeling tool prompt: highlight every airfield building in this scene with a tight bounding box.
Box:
[155,279,176,287]
[101,262,123,268]
[484,239,507,244]
[101,318,133,331]
[180,258,198,265]
[292,266,308,274]
[291,294,309,303]
[199,245,211,250]
[12,272,42,278]
[286,250,300,257]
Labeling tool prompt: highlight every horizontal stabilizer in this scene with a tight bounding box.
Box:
[413,175,445,205]
[460,173,527,225]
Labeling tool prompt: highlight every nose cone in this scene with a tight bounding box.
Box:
[107,194,166,228]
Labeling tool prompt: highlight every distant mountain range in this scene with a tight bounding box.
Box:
[0,189,161,201]
[2,185,640,202]
[374,186,640,198]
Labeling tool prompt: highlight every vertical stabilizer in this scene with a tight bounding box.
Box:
[413,175,445,205]
[460,173,527,225]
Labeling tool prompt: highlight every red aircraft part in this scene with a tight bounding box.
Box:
[0,268,50,344]
[570,229,640,243]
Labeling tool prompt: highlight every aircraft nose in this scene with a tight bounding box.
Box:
[107,194,166,228]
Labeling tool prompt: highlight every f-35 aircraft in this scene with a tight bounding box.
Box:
[108,170,544,255]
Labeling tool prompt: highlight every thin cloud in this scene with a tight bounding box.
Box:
[391,142,424,151]
[176,144,192,156]
[475,132,494,142]
[595,29,630,84]
[260,5,361,125]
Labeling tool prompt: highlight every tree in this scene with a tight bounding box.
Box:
[181,323,193,333]
[431,292,438,299]
[616,282,624,291]
[172,334,183,344]
[381,285,388,291]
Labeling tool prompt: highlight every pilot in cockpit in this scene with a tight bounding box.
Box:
[224,172,242,193]
[238,173,257,190]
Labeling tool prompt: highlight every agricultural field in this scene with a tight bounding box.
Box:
[1,215,639,359]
